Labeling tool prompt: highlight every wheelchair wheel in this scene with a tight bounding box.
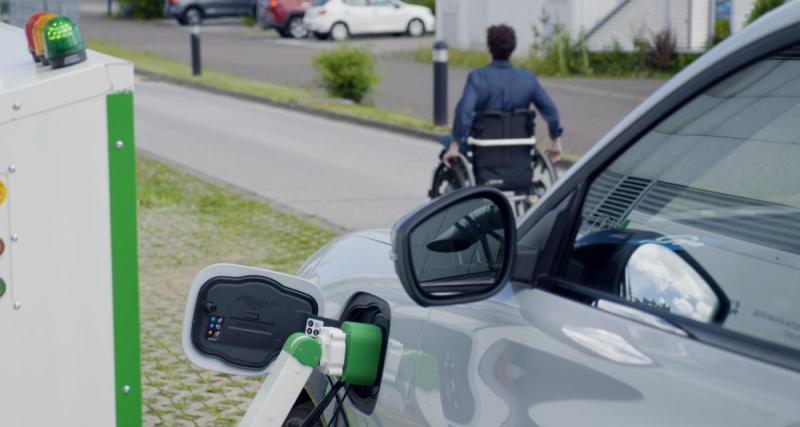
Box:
[429,157,471,199]
[531,149,558,197]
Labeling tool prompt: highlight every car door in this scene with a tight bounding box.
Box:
[367,0,404,33]
[341,0,371,34]
[406,20,800,427]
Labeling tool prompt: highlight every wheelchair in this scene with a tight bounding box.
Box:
[429,110,559,216]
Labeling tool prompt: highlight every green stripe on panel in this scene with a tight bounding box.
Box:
[107,92,142,427]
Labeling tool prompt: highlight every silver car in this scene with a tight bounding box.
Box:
[164,0,256,25]
[187,2,800,425]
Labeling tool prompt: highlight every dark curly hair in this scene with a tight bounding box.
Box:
[487,25,517,61]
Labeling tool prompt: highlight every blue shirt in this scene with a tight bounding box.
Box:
[448,61,563,150]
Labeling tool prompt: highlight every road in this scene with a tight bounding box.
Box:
[79,2,666,155]
[136,78,440,230]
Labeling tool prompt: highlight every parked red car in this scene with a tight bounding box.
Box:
[262,0,310,38]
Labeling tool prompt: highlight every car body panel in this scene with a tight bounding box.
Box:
[164,0,255,21]
[262,0,309,30]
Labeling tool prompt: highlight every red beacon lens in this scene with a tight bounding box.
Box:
[25,11,48,61]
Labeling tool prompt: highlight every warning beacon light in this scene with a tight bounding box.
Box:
[25,12,48,62]
[32,13,57,65]
[43,17,87,69]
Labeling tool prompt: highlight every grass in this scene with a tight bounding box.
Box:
[137,156,338,425]
[405,46,696,79]
[88,38,447,134]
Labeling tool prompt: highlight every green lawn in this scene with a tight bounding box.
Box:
[137,156,337,426]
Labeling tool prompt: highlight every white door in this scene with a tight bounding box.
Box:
[367,0,405,33]
[340,0,371,34]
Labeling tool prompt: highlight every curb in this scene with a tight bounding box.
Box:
[135,69,577,169]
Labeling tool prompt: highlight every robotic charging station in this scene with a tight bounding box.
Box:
[2,12,389,426]
[0,22,141,426]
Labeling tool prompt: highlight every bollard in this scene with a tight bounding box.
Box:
[191,24,202,76]
[433,41,448,126]
[107,0,112,16]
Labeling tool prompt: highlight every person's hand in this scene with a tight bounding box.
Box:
[443,141,461,169]
[547,138,563,163]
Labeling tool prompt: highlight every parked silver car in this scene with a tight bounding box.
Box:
[164,0,256,25]
[186,2,800,425]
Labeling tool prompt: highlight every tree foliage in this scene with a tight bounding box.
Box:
[746,0,785,25]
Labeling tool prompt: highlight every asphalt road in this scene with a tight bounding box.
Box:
[136,78,440,230]
[79,3,666,155]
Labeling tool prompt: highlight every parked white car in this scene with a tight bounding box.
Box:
[305,0,434,41]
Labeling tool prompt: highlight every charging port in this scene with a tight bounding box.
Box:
[338,292,391,414]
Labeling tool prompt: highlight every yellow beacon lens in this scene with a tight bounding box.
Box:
[33,13,57,66]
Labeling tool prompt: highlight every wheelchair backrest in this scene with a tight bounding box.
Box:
[470,110,536,140]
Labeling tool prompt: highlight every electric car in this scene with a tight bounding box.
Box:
[184,3,800,425]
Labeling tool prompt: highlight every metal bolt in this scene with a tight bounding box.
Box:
[13,301,21,310]
[122,385,131,394]
[115,140,124,149]
[12,102,21,112]
[7,164,16,173]
[10,234,18,242]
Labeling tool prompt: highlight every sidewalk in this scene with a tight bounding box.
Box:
[79,5,666,155]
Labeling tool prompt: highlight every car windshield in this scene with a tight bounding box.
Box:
[312,0,328,5]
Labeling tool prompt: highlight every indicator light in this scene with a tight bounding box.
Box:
[0,179,6,205]
[0,238,4,256]
[0,278,5,298]
[43,17,87,69]
[25,12,48,62]
[33,13,57,66]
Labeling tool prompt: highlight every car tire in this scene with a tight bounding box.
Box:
[330,22,349,41]
[282,402,321,427]
[407,18,425,37]
[286,16,309,39]
[182,7,203,26]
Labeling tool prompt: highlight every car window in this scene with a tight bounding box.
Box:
[369,0,394,6]
[344,0,368,5]
[312,0,329,5]
[562,45,800,352]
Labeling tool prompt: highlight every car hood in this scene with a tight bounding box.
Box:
[296,229,395,287]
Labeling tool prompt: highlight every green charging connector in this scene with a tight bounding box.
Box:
[340,321,383,386]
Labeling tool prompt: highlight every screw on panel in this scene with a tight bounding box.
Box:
[13,301,21,310]
[7,164,16,173]
[122,385,131,394]
[10,234,18,242]
[11,102,21,111]
[115,141,124,149]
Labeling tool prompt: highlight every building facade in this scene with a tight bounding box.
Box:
[438,0,757,54]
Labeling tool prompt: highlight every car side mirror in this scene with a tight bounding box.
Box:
[181,264,325,376]
[392,187,517,307]
[573,230,729,323]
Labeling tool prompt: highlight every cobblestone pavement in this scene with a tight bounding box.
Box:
[137,156,337,426]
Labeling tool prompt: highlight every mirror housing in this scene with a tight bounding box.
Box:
[392,187,517,307]
[181,264,325,376]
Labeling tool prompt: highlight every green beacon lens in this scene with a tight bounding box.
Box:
[43,17,87,69]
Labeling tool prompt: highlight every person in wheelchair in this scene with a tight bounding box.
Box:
[438,24,564,199]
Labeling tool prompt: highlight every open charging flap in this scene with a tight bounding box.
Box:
[182,264,326,376]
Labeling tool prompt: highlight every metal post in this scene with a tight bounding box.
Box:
[107,0,112,16]
[433,40,448,126]
[191,24,201,76]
